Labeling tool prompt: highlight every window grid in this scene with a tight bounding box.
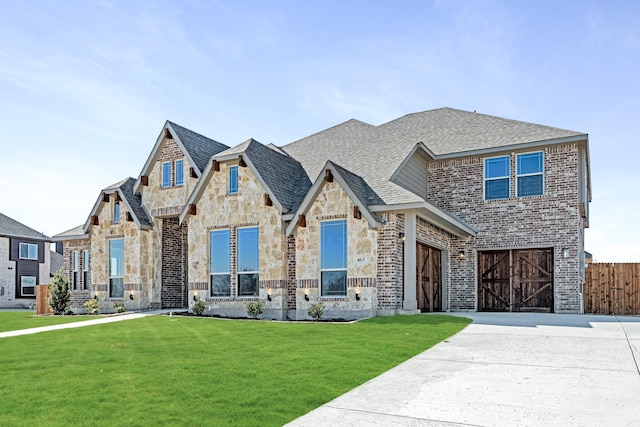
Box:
[19,243,38,260]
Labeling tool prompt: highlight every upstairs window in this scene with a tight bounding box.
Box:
[517,152,544,197]
[320,220,347,296]
[113,201,121,224]
[19,243,38,260]
[161,161,171,188]
[210,230,231,297]
[175,159,184,186]
[237,227,259,296]
[484,156,510,200]
[229,166,238,194]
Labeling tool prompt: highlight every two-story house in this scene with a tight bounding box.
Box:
[54,108,591,318]
[0,213,52,308]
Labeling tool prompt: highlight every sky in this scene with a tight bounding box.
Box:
[0,0,638,262]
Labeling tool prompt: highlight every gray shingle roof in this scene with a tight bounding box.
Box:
[0,212,50,240]
[328,161,384,222]
[52,224,85,240]
[50,250,63,276]
[168,121,229,173]
[111,178,152,227]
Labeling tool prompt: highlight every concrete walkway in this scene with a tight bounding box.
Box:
[287,312,640,426]
[0,310,168,338]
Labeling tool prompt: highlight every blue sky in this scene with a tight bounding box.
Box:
[0,0,638,261]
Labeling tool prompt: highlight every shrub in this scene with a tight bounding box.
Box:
[192,297,206,316]
[308,302,325,321]
[48,270,71,315]
[113,302,126,313]
[84,298,100,315]
[246,299,263,319]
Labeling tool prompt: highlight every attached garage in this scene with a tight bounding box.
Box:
[478,248,554,312]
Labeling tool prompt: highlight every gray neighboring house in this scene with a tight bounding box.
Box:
[0,213,51,308]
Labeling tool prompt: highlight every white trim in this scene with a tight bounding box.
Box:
[19,242,38,260]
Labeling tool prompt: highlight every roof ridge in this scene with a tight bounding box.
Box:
[282,118,374,150]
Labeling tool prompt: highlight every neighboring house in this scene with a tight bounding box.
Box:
[53,108,591,317]
[0,213,51,308]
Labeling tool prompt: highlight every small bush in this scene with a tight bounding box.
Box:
[84,298,100,315]
[246,299,263,319]
[48,270,71,315]
[113,302,126,313]
[308,302,325,321]
[192,297,206,316]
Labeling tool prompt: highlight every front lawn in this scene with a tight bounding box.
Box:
[0,311,104,333]
[0,314,470,426]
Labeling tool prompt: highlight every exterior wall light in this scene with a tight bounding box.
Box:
[129,294,134,300]
[304,294,309,301]
[355,293,360,301]
[562,248,570,258]
[458,250,465,259]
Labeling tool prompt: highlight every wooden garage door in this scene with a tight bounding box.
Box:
[478,248,554,312]
[417,243,442,312]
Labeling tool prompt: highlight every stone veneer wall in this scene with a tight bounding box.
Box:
[295,180,378,319]
[186,161,288,319]
[428,144,583,312]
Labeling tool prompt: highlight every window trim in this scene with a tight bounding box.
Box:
[109,238,124,299]
[484,155,511,201]
[210,229,231,297]
[20,276,36,297]
[19,243,38,260]
[320,219,347,297]
[161,161,172,188]
[229,165,239,194]
[516,151,544,198]
[175,159,184,186]
[236,226,259,297]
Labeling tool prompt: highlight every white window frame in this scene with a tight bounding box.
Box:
[83,250,90,291]
[229,165,238,194]
[320,219,347,297]
[21,276,36,297]
[175,159,184,186]
[72,251,79,291]
[516,151,544,197]
[161,161,171,188]
[236,226,259,297]
[19,243,38,260]
[484,155,511,201]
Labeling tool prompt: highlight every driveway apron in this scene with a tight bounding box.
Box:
[287,313,640,426]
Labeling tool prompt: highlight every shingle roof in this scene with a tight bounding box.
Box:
[328,161,384,222]
[115,178,152,227]
[168,121,229,173]
[0,212,50,240]
[50,250,63,276]
[52,224,85,240]
[379,107,586,156]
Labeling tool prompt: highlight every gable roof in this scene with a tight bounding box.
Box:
[0,212,50,240]
[133,121,229,193]
[181,138,311,222]
[52,224,87,241]
[84,177,152,233]
[50,250,63,276]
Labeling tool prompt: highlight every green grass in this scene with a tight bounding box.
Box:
[0,311,105,333]
[0,314,470,426]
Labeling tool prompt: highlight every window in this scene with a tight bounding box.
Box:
[113,201,121,224]
[161,161,171,188]
[21,276,36,297]
[175,159,184,186]
[72,251,79,290]
[320,220,347,296]
[109,239,124,298]
[517,152,544,197]
[237,227,259,296]
[484,156,510,200]
[19,243,38,260]
[83,250,90,290]
[210,230,231,297]
[229,166,238,194]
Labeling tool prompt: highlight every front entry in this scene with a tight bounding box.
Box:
[478,248,554,312]
[416,243,442,312]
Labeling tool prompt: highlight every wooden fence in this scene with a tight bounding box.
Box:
[584,263,640,315]
[36,284,51,315]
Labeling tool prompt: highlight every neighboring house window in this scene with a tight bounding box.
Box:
[517,152,544,197]
[83,250,90,290]
[237,227,259,297]
[229,166,238,194]
[320,220,347,296]
[19,243,38,260]
[162,161,171,188]
[175,159,184,186]
[109,239,124,298]
[72,251,79,290]
[210,230,231,297]
[21,276,36,297]
[113,201,121,224]
[484,156,510,200]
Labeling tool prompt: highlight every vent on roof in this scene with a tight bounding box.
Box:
[140,176,149,186]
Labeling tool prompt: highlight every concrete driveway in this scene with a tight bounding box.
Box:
[287,313,640,426]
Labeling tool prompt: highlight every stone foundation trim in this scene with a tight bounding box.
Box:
[189,282,209,290]
[124,283,142,291]
[347,277,376,288]
[259,279,286,289]
[297,279,319,289]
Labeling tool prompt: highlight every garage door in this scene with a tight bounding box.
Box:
[478,248,554,312]
[417,243,442,312]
